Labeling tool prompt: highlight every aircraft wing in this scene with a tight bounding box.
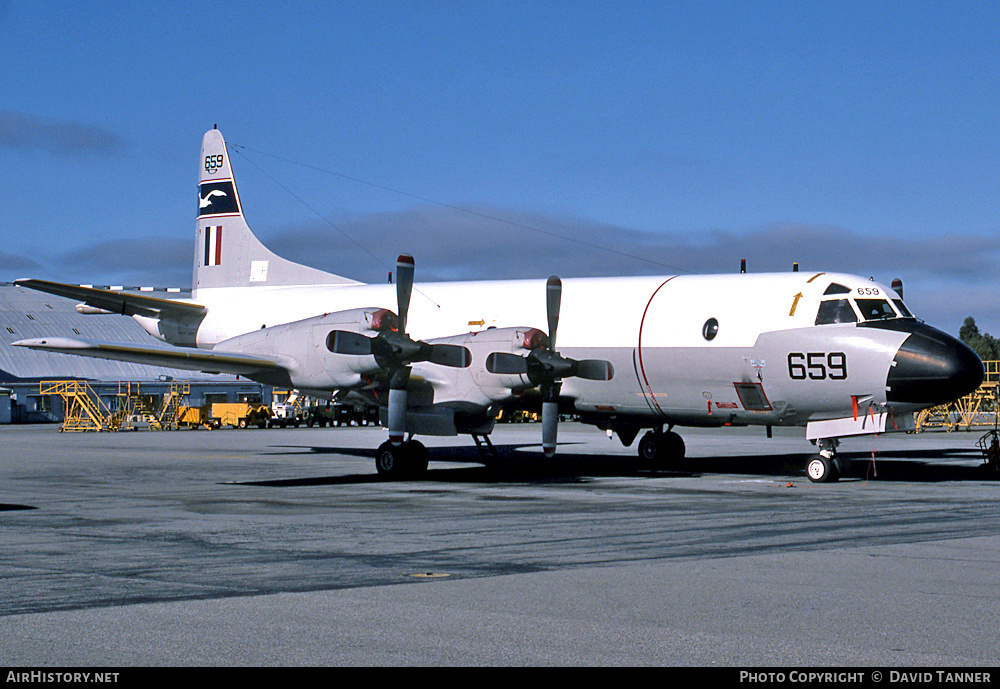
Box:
[12,337,292,385]
[14,279,206,319]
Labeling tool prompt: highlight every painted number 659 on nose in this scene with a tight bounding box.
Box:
[787,352,848,380]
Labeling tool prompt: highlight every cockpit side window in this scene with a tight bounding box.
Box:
[815,299,858,325]
[892,299,913,318]
[823,283,852,295]
[856,299,897,321]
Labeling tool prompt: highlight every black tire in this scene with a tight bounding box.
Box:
[375,441,401,478]
[806,455,840,483]
[663,431,685,463]
[405,439,429,475]
[638,432,660,463]
[638,431,685,469]
[375,440,428,479]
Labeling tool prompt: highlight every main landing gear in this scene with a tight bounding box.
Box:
[375,438,429,480]
[807,438,841,483]
[637,427,686,470]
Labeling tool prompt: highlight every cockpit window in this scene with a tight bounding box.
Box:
[856,299,897,321]
[815,299,858,325]
[892,299,913,318]
[823,283,851,295]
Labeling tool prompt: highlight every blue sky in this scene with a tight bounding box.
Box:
[2,1,998,336]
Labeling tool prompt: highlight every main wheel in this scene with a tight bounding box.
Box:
[638,432,660,463]
[374,440,429,480]
[806,455,840,483]
[405,439,429,476]
[663,431,685,463]
[638,431,685,469]
[375,441,403,478]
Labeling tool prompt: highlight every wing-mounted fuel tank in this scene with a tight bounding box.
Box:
[218,307,396,389]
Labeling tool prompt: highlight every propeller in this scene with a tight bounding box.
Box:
[486,276,614,457]
[327,254,470,445]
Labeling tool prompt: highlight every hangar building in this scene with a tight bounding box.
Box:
[0,282,266,424]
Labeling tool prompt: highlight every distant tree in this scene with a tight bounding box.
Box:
[959,317,1000,362]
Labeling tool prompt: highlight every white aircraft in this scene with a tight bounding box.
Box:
[15,129,984,482]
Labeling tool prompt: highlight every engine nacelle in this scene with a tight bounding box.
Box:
[218,307,395,390]
[415,326,546,406]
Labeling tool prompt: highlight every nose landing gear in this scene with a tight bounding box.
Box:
[807,438,841,482]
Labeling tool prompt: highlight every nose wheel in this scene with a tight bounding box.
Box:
[807,438,841,482]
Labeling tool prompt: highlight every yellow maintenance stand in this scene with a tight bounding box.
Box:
[913,360,999,432]
[40,380,190,432]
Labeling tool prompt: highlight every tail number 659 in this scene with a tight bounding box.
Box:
[787,352,847,380]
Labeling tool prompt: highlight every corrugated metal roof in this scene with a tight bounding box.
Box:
[0,283,235,383]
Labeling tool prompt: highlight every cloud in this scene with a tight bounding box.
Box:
[266,204,1000,286]
[54,237,191,287]
[0,249,39,274]
[268,204,690,282]
[0,110,126,156]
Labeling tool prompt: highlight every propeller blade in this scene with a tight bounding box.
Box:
[396,254,414,334]
[546,276,561,351]
[572,359,615,381]
[485,352,530,375]
[428,343,472,368]
[326,330,374,355]
[387,367,410,446]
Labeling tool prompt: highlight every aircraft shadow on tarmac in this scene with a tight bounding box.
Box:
[236,442,998,487]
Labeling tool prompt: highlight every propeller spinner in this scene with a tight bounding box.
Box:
[486,276,614,457]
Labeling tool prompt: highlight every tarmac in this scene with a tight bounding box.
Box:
[1,421,998,667]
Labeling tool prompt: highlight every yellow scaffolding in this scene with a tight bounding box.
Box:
[39,380,118,432]
[914,360,999,432]
[39,380,190,432]
[158,381,189,430]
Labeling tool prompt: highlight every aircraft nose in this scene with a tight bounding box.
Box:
[886,323,984,405]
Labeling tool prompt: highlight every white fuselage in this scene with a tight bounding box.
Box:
[132,270,918,431]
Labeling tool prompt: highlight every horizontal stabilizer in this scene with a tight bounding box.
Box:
[14,279,205,319]
[12,336,288,383]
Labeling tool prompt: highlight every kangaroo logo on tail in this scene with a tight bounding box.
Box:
[199,189,227,209]
[198,183,238,215]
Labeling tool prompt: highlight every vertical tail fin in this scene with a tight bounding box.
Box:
[194,129,359,292]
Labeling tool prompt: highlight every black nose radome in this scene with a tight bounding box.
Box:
[881,322,984,405]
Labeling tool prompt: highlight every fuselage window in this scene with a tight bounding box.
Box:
[855,299,896,321]
[892,299,913,318]
[815,299,858,325]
